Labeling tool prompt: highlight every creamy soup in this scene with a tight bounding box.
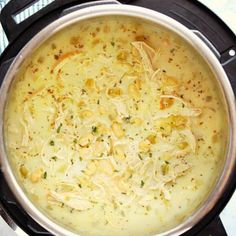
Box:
[4,16,228,236]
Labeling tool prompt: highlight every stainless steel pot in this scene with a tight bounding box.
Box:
[0,1,235,235]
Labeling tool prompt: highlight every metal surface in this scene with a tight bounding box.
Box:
[191,30,221,58]
[0,3,235,236]
[0,203,28,236]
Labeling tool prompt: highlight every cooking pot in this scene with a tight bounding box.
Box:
[0,0,235,235]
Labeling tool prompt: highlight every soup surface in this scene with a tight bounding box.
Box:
[4,16,228,236]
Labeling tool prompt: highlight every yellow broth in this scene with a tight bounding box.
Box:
[4,16,228,236]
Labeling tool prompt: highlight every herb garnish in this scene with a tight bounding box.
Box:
[43,171,47,179]
[57,123,62,133]
[81,89,87,95]
[141,180,145,188]
[123,116,131,123]
[92,126,97,134]
[138,153,143,160]
[49,140,55,146]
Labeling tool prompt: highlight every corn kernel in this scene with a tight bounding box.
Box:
[112,122,125,139]
[118,180,128,192]
[147,134,156,144]
[154,119,172,136]
[108,88,122,97]
[161,163,169,175]
[128,83,140,98]
[162,75,178,87]
[94,141,106,156]
[134,79,142,90]
[57,164,67,173]
[139,140,151,153]
[99,106,106,115]
[178,142,188,150]
[160,97,174,110]
[19,165,28,178]
[81,110,93,119]
[97,123,107,135]
[77,100,85,107]
[79,133,93,147]
[131,117,143,126]
[171,116,187,129]
[114,145,126,159]
[85,78,94,89]
[117,51,128,61]
[30,169,43,183]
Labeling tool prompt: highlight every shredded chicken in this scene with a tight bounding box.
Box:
[49,191,92,210]
[156,94,202,118]
[131,41,156,77]
[9,40,203,211]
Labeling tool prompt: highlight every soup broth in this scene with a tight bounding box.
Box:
[4,16,228,236]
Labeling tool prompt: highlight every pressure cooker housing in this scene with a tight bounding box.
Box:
[0,1,235,236]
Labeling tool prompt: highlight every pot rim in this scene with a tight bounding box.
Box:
[0,4,235,236]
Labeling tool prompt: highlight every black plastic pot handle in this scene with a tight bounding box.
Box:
[0,0,120,42]
[0,0,74,42]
